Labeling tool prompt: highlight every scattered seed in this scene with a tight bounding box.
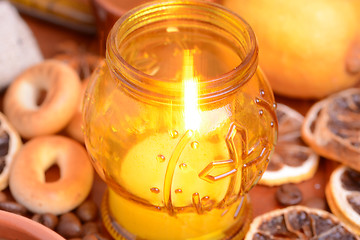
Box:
[0,201,27,216]
[83,233,111,240]
[56,212,82,238]
[81,221,99,237]
[76,200,98,222]
[32,213,58,230]
[276,184,303,206]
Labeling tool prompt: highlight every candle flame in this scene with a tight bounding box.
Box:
[183,50,201,131]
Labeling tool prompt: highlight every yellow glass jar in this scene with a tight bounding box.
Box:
[83,1,278,239]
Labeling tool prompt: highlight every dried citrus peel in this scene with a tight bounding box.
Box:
[326,165,360,235]
[0,112,22,191]
[302,88,360,172]
[260,145,319,186]
[245,205,359,239]
[259,103,319,186]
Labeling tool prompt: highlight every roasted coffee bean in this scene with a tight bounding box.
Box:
[0,191,7,202]
[0,201,27,215]
[304,197,327,210]
[83,235,98,240]
[76,200,98,222]
[32,213,58,230]
[275,184,302,206]
[83,234,100,240]
[83,233,111,240]
[81,221,99,236]
[56,212,82,238]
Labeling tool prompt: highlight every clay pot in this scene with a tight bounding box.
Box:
[0,210,64,240]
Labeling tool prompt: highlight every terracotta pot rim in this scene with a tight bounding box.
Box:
[0,210,64,240]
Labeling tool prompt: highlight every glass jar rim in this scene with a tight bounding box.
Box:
[106,0,259,105]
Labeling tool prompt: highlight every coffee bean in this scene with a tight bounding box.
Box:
[83,233,111,240]
[275,184,302,206]
[32,213,58,230]
[82,221,99,236]
[56,212,82,238]
[83,234,99,240]
[0,201,27,215]
[76,200,98,222]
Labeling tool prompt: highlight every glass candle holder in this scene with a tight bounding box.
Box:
[83,1,278,239]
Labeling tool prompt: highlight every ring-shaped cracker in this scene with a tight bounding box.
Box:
[3,60,81,139]
[9,135,93,215]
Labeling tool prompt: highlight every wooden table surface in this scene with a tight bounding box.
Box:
[18,13,340,239]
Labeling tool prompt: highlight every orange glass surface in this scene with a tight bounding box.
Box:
[83,1,277,239]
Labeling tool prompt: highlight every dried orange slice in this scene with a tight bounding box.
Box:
[245,205,359,239]
[326,165,360,235]
[259,103,319,186]
[302,88,360,171]
[0,112,22,191]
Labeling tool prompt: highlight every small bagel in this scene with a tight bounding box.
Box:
[9,135,94,215]
[3,60,81,139]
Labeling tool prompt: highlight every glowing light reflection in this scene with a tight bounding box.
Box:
[183,50,201,131]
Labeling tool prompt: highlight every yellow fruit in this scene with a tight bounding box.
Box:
[222,0,360,99]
